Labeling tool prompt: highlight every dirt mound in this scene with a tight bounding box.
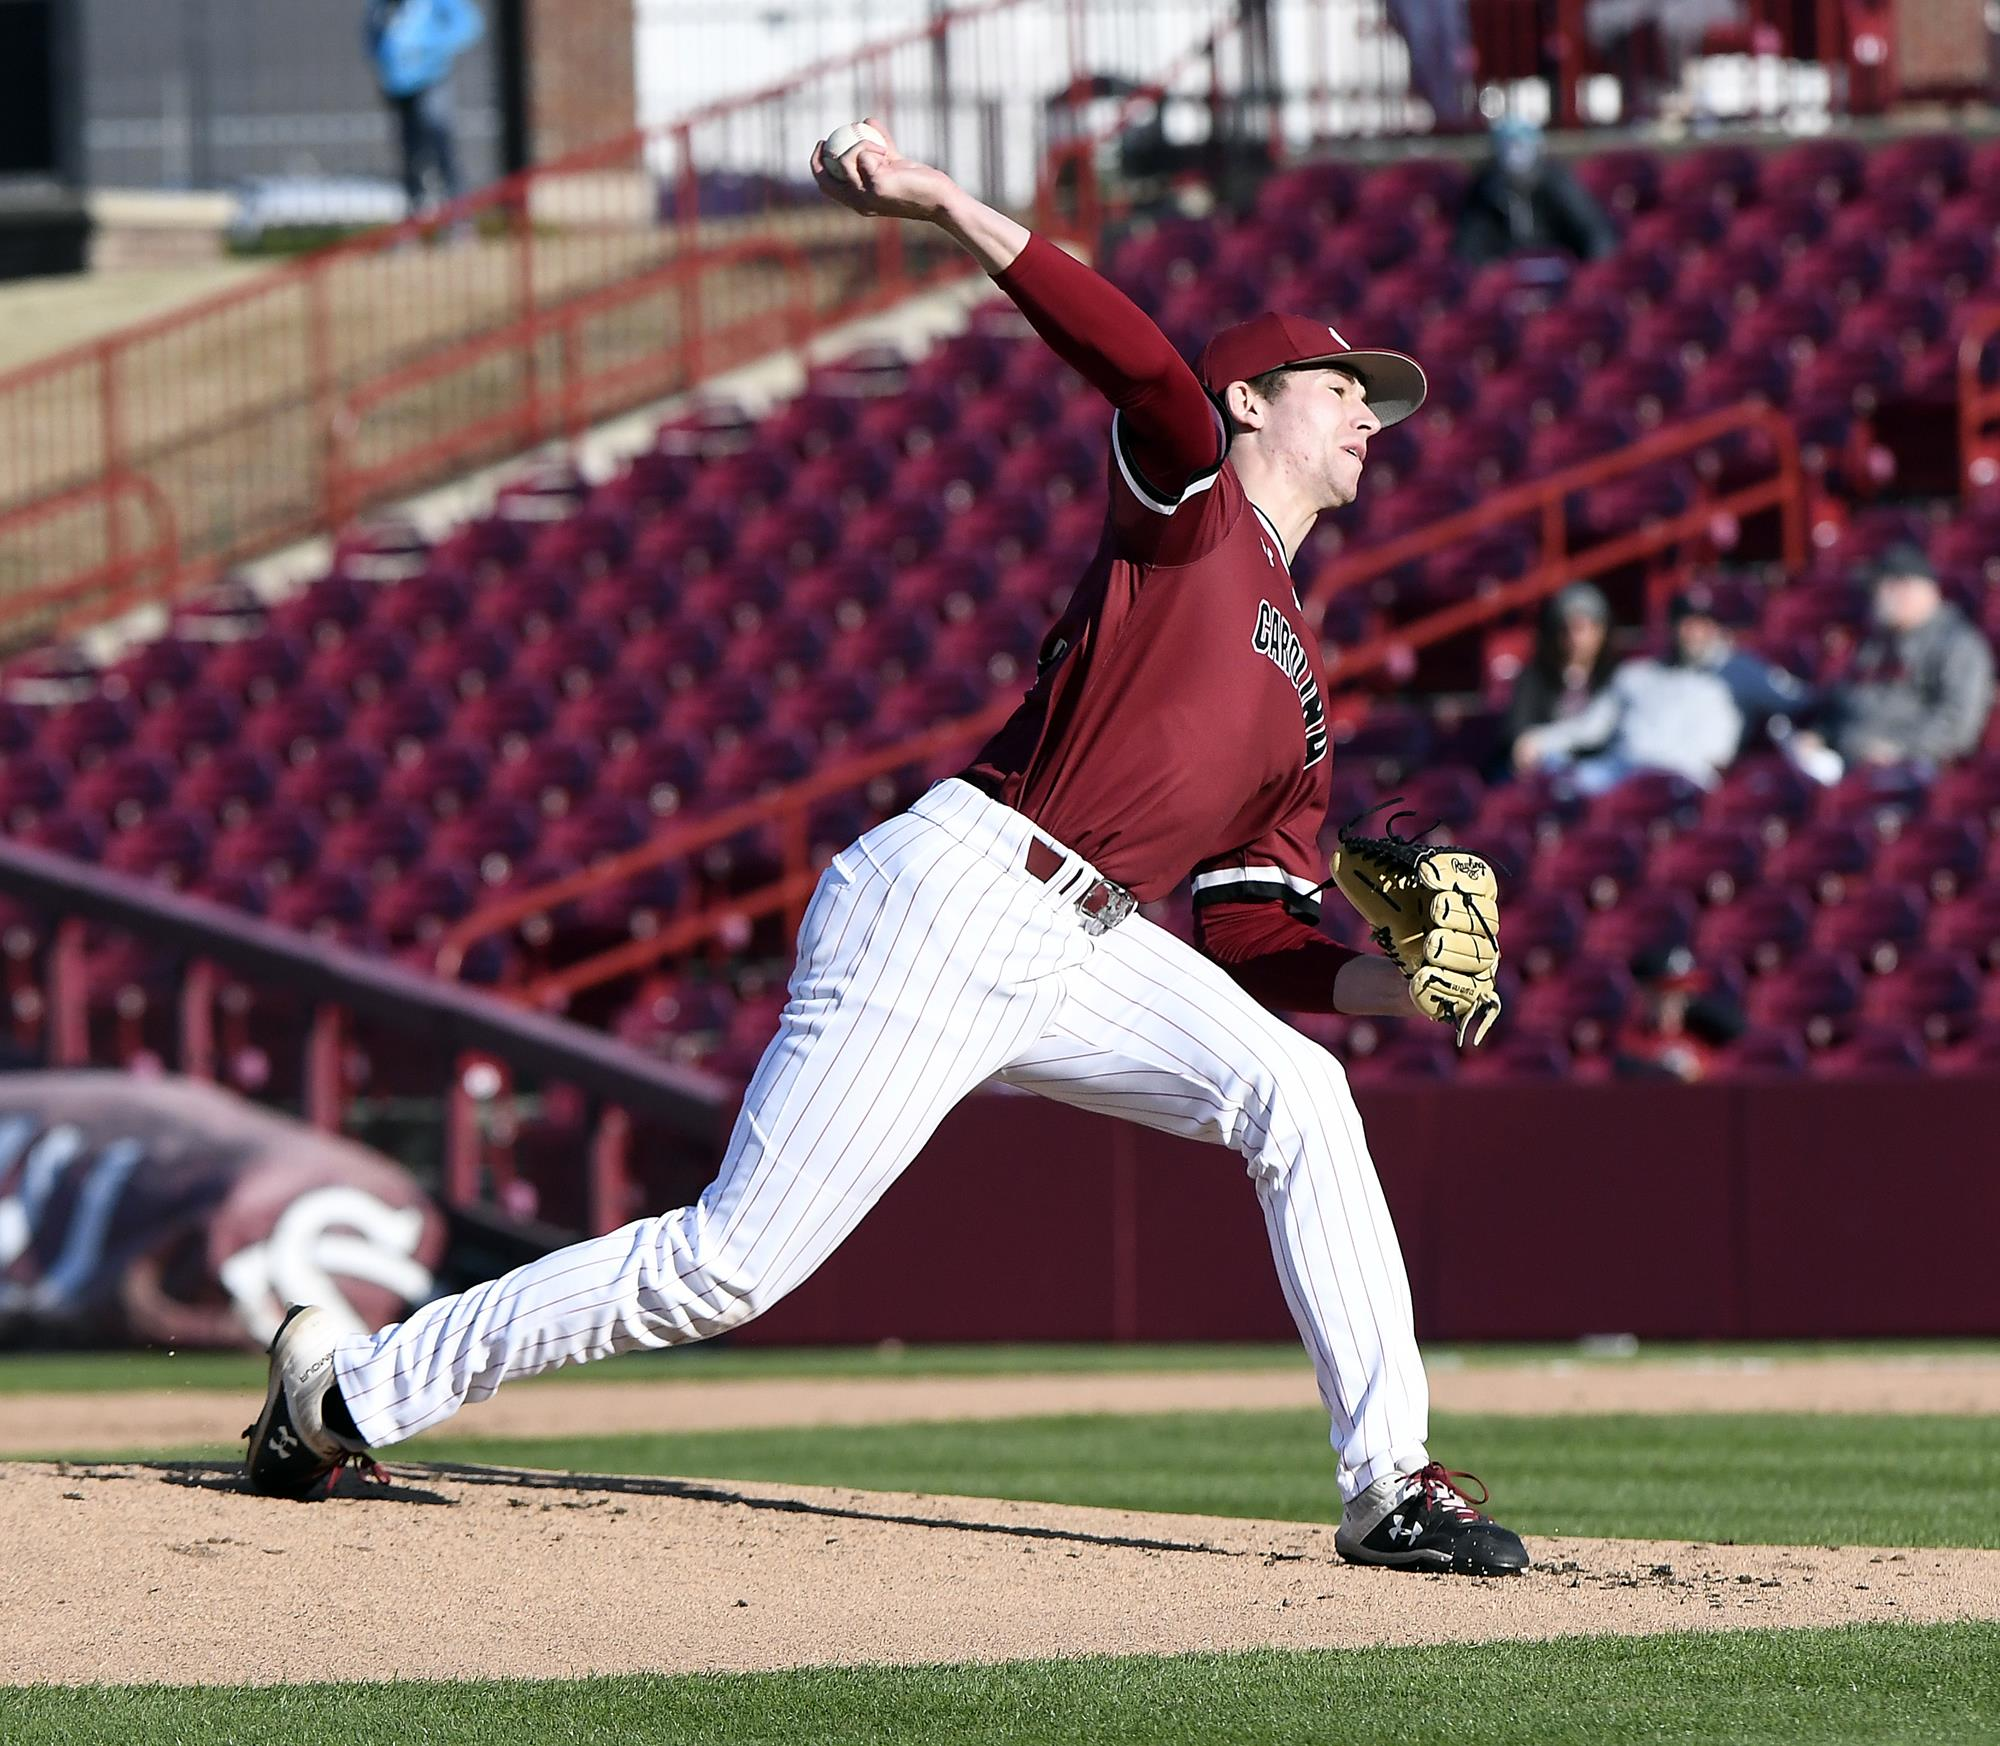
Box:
[6,1356,1997,1459]
[7,1460,1996,1686]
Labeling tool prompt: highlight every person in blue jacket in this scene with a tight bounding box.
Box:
[365,0,485,218]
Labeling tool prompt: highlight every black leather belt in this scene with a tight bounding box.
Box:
[1024,836,1136,936]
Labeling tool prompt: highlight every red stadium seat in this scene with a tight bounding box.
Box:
[1645,825,1762,905]
[1808,884,1928,971]
[1455,1030,1571,1083]
[1513,959,1633,1054]
[172,747,277,826]
[1692,885,1815,973]
[1764,822,1876,904]
[1579,888,1696,973]
[1859,949,1983,1044]
[272,743,383,819]
[1707,1026,1810,1080]
[1742,950,1863,1048]
[1873,820,1986,902]
[1807,1022,1928,1079]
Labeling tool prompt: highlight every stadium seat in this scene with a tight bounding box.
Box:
[1692,885,1815,972]
[1809,884,1928,970]
[1646,824,1763,904]
[1764,822,1877,904]
[1742,950,1863,1048]
[1503,890,1586,981]
[1807,1022,1928,1079]
[1859,949,1983,1044]
[1532,829,1647,911]
[1513,959,1633,1055]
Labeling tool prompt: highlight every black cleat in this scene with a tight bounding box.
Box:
[1336,1464,1529,1575]
[241,1304,381,1500]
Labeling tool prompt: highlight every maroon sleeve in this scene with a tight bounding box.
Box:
[1195,900,1361,1015]
[993,232,1224,499]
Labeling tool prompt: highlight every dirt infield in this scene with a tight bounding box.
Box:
[5,1458,1996,1687]
[6,1355,1998,1459]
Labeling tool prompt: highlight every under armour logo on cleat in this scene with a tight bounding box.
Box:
[1389,1513,1421,1544]
[268,1425,300,1460]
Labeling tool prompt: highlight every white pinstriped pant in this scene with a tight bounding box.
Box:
[333,780,1431,1500]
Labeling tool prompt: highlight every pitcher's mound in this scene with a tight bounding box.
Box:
[7,1460,1996,1687]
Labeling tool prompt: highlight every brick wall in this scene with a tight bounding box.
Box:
[527,0,636,160]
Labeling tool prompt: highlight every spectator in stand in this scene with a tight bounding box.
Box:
[1513,637,1742,794]
[1669,584,1814,740]
[1452,119,1618,266]
[1504,582,1618,760]
[364,0,485,221]
[1384,0,1475,131]
[1787,545,1996,784]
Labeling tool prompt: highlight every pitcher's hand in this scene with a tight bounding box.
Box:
[811,119,959,224]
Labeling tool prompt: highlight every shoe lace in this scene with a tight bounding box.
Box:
[1413,1462,1490,1521]
[324,1450,392,1498]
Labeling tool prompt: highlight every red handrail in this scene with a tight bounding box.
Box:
[434,695,1020,994]
[442,398,1804,1010]
[0,0,1105,641]
[1313,400,1807,680]
[0,471,180,642]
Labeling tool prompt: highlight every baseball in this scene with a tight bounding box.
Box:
[824,120,886,163]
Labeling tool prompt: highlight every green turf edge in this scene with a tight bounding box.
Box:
[4,1623,1997,1746]
[5,1338,1997,1395]
[26,1411,2000,1552]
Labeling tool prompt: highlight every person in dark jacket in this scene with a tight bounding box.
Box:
[1505,581,1617,766]
[1788,545,1996,781]
[1453,119,1618,265]
[365,0,485,219]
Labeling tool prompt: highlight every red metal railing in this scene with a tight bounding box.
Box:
[439,399,1804,1009]
[3,835,726,1233]
[1316,400,1807,681]
[434,697,1020,1002]
[0,0,1256,647]
[0,0,1895,651]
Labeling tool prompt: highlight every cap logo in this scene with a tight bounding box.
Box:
[1328,325,1347,348]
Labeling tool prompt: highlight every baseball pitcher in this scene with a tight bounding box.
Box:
[246,120,1521,1575]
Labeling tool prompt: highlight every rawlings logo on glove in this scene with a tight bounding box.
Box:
[1326,804,1503,1047]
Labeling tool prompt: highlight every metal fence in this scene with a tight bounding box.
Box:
[0,0,1251,645]
[0,0,1899,646]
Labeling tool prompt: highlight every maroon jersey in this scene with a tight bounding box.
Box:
[966,428,1330,918]
[959,235,1358,1009]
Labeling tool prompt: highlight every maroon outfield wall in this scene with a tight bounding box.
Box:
[736,1074,2000,1345]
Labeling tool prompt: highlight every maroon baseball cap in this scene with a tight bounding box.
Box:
[1197,312,1427,427]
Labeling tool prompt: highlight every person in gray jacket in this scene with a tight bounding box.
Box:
[1788,545,1996,782]
[1513,646,1742,793]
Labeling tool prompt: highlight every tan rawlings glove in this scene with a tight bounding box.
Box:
[1327,808,1503,1046]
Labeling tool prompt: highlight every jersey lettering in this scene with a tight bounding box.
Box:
[1251,600,1328,769]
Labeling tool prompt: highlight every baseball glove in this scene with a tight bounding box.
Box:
[1326,806,1502,1047]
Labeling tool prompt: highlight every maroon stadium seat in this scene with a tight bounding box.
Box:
[1692,885,1815,973]
[1808,884,1928,971]
[1807,1022,1928,1079]
[1742,949,1863,1048]
[347,684,454,755]
[1859,949,1983,1044]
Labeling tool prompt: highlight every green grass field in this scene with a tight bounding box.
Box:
[7,1625,1995,1745]
[5,1337,1994,1394]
